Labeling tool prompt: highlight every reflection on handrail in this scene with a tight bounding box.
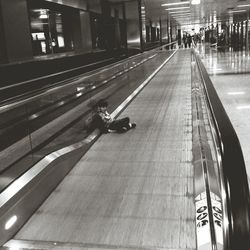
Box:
[193,50,250,250]
[0,58,113,91]
[0,42,176,108]
[191,57,223,250]
[0,42,176,112]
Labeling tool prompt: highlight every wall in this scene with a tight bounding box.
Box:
[71,9,83,51]
[0,0,33,62]
[110,3,123,19]
[0,0,144,63]
[88,0,101,14]
[45,0,87,10]
[44,0,92,54]
[0,2,7,63]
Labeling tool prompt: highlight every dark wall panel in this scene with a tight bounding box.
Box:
[88,0,101,14]
[1,0,33,62]
[110,4,123,19]
[71,10,82,51]
[0,1,7,63]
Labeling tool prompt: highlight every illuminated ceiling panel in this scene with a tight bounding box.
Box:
[140,0,250,28]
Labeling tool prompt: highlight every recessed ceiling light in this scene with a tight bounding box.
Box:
[171,13,191,17]
[237,105,250,109]
[174,16,190,19]
[191,0,200,4]
[171,14,191,17]
[169,10,191,14]
[165,6,190,11]
[237,4,250,7]
[227,91,245,95]
[229,9,247,13]
[161,1,190,6]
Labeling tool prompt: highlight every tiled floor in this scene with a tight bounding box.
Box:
[196,45,250,183]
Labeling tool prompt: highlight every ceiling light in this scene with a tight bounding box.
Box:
[229,10,247,13]
[165,6,190,11]
[172,17,191,20]
[169,10,191,14]
[39,14,48,19]
[237,5,250,8]
[171,13,191,17]
[237,105,250,110]
[227,92,245,95]
[171,15,191,18]
[171,12,191,15]
[174,16,190,21]
[191,0,200,5]
[161,1,190,6]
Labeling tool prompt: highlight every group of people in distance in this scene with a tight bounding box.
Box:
[182,33,194,48]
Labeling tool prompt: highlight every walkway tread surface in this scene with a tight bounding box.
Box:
[11,50,196,250]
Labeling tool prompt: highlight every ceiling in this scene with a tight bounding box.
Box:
[145,0,250,27]
[110,0,250,29]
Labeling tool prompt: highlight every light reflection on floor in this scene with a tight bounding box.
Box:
[196,43,250,185]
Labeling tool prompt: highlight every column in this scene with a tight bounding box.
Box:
[122,2,128,51]
[159,17,162,46]
[138,0,144,51]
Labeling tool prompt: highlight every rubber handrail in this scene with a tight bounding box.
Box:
[193,50,250,250]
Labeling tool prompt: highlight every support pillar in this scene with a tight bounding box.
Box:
[138,0,144,52]
[159,17,162,46]
[122,2,128,51]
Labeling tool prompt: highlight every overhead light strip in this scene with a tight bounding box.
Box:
[172,17,191,20]
[229,10,247,13]
[173,16,191,19]
[227,92,245,95]
[169,10,191,14]
[191,0,200,4]
[171,14,191,17]
[170,12,191,15]
[161,1,190,6]
[171,15,191,18]
[237,4,250,8]
[165,6,190,11]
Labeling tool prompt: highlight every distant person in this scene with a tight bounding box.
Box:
[187,34,192,48]
[93,99,136,133]
[183,35,188,48]
[217,34,226,52]
[193,34,198,47]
